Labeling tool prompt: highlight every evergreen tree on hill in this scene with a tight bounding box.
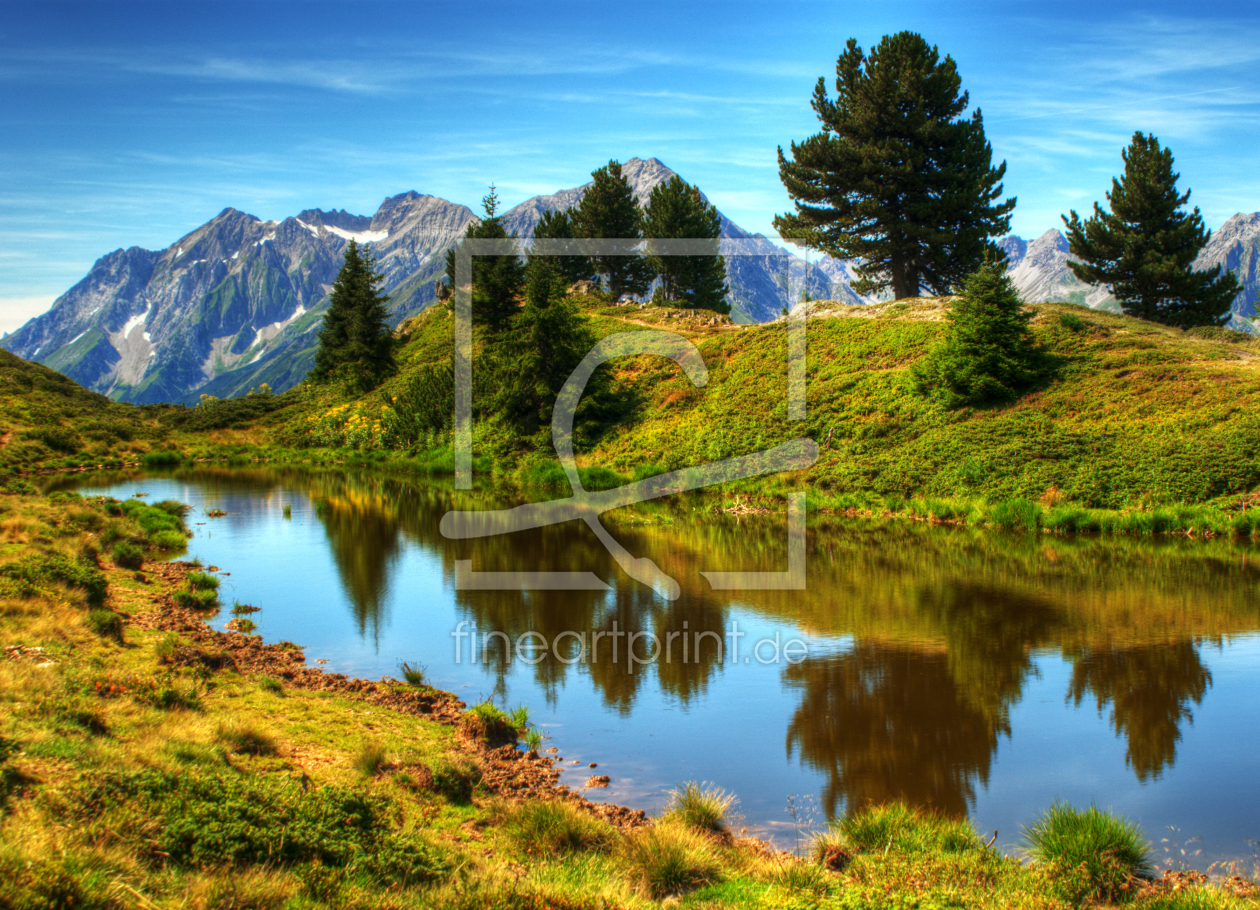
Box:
[313,239,396,391]
[445,186,525,332]
[643,175,730,313]
[912,259,1050,409]
[528,209,592,286]
[572,160,654,299]
[774,31,1015,299]
[1063,132,1241,329]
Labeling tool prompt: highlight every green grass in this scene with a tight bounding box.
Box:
[353,741,389,777]
[399,660,426,686]
[502,799,615,857]
[1022,802,1154,903]
[621,821,724,898]
[662,781,737,834]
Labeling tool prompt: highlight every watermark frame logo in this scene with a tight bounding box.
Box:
[439,238,817,600]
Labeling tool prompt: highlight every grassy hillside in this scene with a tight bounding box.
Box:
[272,295,1260,520]
[7,293,1260,522]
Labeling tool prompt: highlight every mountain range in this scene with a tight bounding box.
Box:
[4,158,1257,404]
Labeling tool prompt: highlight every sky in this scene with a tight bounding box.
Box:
[2,0,1259,334]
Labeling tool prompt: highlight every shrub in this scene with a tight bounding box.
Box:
[622,821,723,898]
[85,609,124,643]
[1059,311,1086,332]
[1021,802,1152,904]
[662,781,736,834]
[504,800,615,856]
[112,541,143,569]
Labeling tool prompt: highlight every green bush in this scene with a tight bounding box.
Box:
[504,800,614,856]
[1021,803,1151,904]
[112,542,143,569]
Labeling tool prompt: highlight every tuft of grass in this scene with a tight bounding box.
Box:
[663,781,737,835]
[154,632,180,663]
[85,609,124,643]
[829,802,980,855]
[230,601,260,615]
[258,677,284,696]
[503,800,615,857]
[508,704,531,731]
[215,721,278,757]
[399,661,426,687]
[986,497,1043,532]
[111,541,143,569]
[622,821,724,898]
[522,727,544,754]
[1021,802,1152,904]
[282,503,292,519]
[187,571,220,591]
[150,530,187,550]
[174,588,219,610]
[354,741,389,777]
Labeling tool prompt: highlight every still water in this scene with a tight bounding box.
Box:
[65,467,1260,868]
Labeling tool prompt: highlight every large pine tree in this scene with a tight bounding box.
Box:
[1062,132,1241,329]
[572,160,654,299]
[313,239,396,390]
[774,31,1015,299]
[642,175,730,313]
[445,186,525,332]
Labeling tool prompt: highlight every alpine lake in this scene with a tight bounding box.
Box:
[56,466,1260,871]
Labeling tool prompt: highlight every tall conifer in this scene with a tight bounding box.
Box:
[643,175,729,313]
[314,239,396,390]
[1063,132,1241,328]
[572,160,654,299]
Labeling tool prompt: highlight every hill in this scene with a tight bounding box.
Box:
[276,295,1260,515]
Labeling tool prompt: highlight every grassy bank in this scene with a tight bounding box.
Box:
[4,486,1260,907]
[8,297,1260,528]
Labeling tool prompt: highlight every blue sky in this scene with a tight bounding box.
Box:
[2,0,1258,333]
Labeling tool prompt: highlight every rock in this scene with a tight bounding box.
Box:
[585,775,610,788]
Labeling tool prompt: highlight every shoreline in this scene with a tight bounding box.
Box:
[134,554,651,833]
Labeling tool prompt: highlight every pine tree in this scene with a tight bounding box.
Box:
[527,209,591,286]
[445,186,525,332]
[572,160,654,299]
[313,239,396,390]
[643,175,730,313]
[913,259,1049,408]
[1062,132,1241,329]
[486,257,609,441]
[774,31,1015,299]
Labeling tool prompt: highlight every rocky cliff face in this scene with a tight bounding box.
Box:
[1,159,865,402]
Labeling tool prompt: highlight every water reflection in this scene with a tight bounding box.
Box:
[60,467,1260,827]
[1068,642,1213,781]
